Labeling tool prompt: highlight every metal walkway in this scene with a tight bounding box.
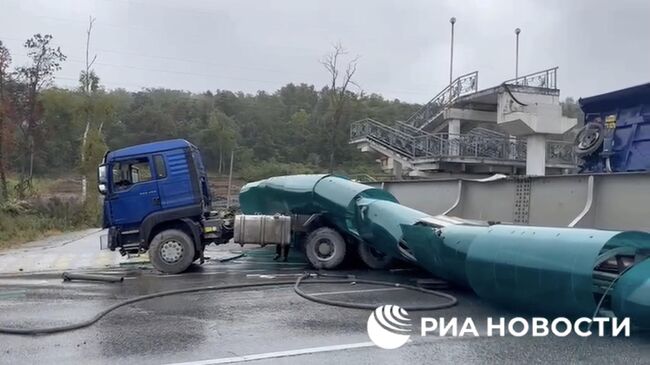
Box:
[349,68,576,174]
[405,71,479,131]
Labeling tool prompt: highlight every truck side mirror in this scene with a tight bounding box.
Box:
[98,164,108,195]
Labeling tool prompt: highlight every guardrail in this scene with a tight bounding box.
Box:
[350,118,420,158]
[546,139,577,165]
[405,71,479,130]
[395,121,430,137]
[504,67,558,90]
[351,118,577,165]
[433,133,527,161]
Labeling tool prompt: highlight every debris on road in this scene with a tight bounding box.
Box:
[218,252,245,262]
[62,272,124,283]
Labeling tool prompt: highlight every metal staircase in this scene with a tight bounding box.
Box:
[350,118,426,161]
[349,67,576,174]
[367,71,479,142]
[405,71,479,131]
[350,118,575,171]
[350,118,527,162]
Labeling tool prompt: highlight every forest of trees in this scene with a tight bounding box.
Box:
[0,33,425,244]
[0,32,583,245]
[0,35,421,196]
[0,32,586,196]
[28,80,422,177]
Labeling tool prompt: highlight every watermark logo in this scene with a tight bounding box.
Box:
[366,305,411,349]
[366,306,631,349]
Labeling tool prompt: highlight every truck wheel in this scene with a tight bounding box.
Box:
[304,227,346,270]
[358,241,394,269]
[149,229,196,274]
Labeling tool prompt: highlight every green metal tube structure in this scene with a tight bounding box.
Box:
[240,174,650,325]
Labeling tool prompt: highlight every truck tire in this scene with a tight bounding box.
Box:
[149,229,196,274]
[358,241,394,269]
[304,227,346,270]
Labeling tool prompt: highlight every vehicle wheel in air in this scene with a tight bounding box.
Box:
[574,122,604,156]
[304,227,346,270]
[357,241,394,269]
[149,229,196,274]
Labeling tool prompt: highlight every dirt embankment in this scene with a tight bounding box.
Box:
[208,176,245,208]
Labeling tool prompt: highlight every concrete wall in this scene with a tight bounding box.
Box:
[497,91,576,136]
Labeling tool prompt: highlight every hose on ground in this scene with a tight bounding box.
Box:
[0,272,458,336]
[294,272,458,311]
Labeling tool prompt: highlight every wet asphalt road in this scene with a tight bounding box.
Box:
[1,245,649,364]
[0,229,138,274]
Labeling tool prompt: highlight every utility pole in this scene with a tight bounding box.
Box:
[81,16,97,203]
[449,17,456,85]
[226,149,234,209]
[515,28,521,80]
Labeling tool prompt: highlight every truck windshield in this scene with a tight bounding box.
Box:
[112,157,152,190]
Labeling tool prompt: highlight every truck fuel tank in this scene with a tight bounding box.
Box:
[234,214,291,246]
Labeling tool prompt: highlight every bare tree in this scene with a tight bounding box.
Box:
[0,41,11,200]
[15,34,66,194]
[80,16,98,202]
[321,43,359,172]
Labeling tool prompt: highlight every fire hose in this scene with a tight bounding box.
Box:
[0,272,457,336]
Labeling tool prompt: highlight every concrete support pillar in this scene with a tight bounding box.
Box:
[508,135,518,160]
[393,159,403,178]
[526,134,547,176]
[448,119,461,156]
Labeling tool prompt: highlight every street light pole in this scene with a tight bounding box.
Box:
[515,28,521,80]
[449,17,456,85]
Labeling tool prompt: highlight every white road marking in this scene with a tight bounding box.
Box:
[245,273,302,278]
[156,273,188,278]
[88,270,130,275]
[165,341,377,365]
[309,287,404,296]
[237,260,307,266]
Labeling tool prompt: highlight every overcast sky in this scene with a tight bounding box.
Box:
[1,0,649,103]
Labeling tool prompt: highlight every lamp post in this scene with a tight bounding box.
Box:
[515,28,521,80]
[449,17,456,85]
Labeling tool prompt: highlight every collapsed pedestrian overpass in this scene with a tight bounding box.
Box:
[350,68,578,176]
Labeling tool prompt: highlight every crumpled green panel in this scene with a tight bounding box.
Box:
[612,258,650,328]
[356,199,429,259]
[240,174,398,240]
[403,224,480,286]
[239,174,327,215]
[464,225,619,316]
[313,176,397,237]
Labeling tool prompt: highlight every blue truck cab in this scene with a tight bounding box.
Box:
[98,139,233,273]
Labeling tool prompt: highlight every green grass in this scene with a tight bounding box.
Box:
[0,206,94,249]
[5,176,60,195]
[0,176,98,249]
[0,213,65,249]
